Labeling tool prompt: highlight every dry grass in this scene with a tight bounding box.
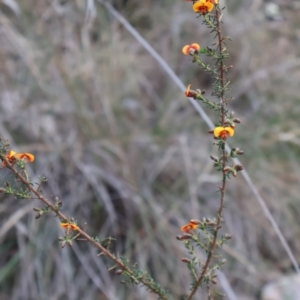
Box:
[0,0,300,299]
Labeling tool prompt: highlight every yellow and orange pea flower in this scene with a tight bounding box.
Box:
[14,153,35,162]
[6,150,16,162]
[181,220,199,233]
[186,0,218,2]
[193,0,214,14]
[1,150,34,167]
[185,0,219,4]
[60,222,80,231]
[182,43,200,55]
[213,126,235,139]
[185,84,193,97]
[184,84,199,98]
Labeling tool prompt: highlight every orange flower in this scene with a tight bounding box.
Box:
[193,0,214,14]
[181,220,199,233]
[213,126,235,139]
[1,150,35,167]
[60,222,79,231]
[185,84,198,98]
[207,0,218,3]
[2,150,17,167]
[14,153,35,163]
[185,84,191,97]
[184,84,194,97]
[6,150,17,162]
[182,43,201,55]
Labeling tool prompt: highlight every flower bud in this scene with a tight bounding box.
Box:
[195,89,205,95]
[211,278,217,284]
[234,164,244,172]
[233,118,241,124]
[181,258,191,263]
[223,166,231,172]
[115,269,123,275]
[208,129,214,134]
[189,219,201,225]
[210,155,218,162]
[176,233,192,240]
[236,149,244,155]
[225,234,232,240]
[207,221,216,226]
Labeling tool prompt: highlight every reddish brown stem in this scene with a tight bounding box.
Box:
[0,154,169,300]
[186,8,227,300]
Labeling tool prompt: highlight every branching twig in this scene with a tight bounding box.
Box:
[0,153,171,300]
[186,8,228,300]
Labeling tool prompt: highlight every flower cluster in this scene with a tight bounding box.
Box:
[185,0,218,14]
[2,150,34,167]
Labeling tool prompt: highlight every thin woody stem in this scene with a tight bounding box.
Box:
[216,9,226,125]
[186,8,227,300]
[0,154,170,300]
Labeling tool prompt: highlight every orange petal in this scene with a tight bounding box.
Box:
[189,222,198,230]
[224,127,235,137]
[181,224,192,232]
[182,45,190,55]
[205,2,214,12]
[1,150,17,167]
[181,221,198,232]
[60,222,79,231]
[7,150,16,159]
[213,127,224,138]
[192,2,202,12]
[193,2,213,13]
[14,153,35,163]
[70,224,79,231]
[190,43,200,51]
[60,223,71,229]
[185,84,191,97]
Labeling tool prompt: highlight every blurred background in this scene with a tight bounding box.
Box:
[0,0,300,299]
